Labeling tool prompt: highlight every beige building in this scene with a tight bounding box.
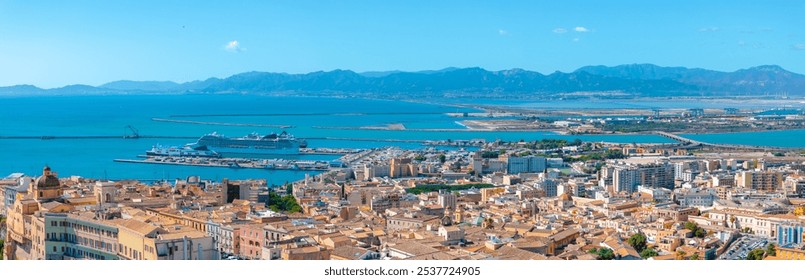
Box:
[280,245,330,260]
[386,212,439,231]
[736,171,783,192]
[390,158,418,178]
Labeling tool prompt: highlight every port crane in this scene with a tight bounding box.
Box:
[124,125,140,139]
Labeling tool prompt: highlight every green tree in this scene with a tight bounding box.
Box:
[480,151,500,158]
[438,154,446,164]
[640,248,658,259]
[266,191,303,213]
[766,244,777,257]
[683,221,706,238]
[627,233,648,253]
[746,248,766,260]
[589,248,615,260]
[285,182,294,195]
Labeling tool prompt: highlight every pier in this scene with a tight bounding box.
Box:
[151,118,293,128]
[0,135,197,140]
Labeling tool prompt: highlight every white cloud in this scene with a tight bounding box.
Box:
[224,40,245,52]
[574,26,589,32]
[793,43,805,50]
[553,28,567,34]
[498,29,509,36]
[698,27,719,32]
[573,37,580,42]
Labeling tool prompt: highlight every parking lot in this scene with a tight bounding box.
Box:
[719,235,769,260]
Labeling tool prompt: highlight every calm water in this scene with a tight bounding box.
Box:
[0,95,799,183]
[681,130,805,148]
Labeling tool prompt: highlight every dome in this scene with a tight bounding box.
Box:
[559,192,573,202]
[35,175,60,189]
[35,165,60,190]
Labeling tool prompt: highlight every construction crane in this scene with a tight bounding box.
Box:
[124,125,140,139]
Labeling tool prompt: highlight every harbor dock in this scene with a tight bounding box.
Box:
[114,156,333,171]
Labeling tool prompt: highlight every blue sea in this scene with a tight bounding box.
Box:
[0,95,801,184]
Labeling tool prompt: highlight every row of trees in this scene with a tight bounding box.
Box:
[519,138,583,150]
[564,149,625,163]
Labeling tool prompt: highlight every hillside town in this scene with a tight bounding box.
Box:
[3,139,805,260]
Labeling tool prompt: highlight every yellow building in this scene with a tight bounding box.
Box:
[4,197,40,260]
[42,212,120,260]
[774,246,805,260]
[112,219,217,260]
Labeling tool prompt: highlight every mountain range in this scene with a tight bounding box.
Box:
[3,64,804,98]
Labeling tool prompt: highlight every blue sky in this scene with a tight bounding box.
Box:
[0,0,803,88]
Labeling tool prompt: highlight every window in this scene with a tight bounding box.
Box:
[53,246,57,252]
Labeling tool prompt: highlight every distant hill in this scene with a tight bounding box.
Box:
[0,85,46,95]
[574,64,805,95]
[2,64,804,97]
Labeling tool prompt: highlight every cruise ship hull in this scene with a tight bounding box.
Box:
[191,131,306,155]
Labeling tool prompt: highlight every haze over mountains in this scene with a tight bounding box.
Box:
[3,64,804,98]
